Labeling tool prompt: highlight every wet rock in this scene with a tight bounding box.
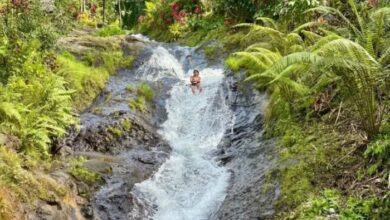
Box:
[50,42,174,220]
[213,79,279,220]
[83,159,113,175]
[32,198,83,220]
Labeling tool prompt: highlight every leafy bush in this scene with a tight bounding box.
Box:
[227,2,390,218]
[364,134,390,175]
[136,0,204,41]
[229,6,389,138]
[97,22,125,37]
[274,0,320,22]
[214,0,261,21]
[0,41,77,158]
[121,0,146,28]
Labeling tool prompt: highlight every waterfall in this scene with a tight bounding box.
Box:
[130,45,232,220]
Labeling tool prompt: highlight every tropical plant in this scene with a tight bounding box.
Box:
[214,0,261,21]
[227,19,308,124]
[228,7,390,139]
[274,0,320,22]
[0,71,76,157]
[120,0,146,28]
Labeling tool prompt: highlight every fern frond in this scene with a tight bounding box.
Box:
[347,0,365,33]
[370,7,390,20]
[310,34,342,51]
[255,17,278,29]
[0,102,22,124]
[233,52,270,71]
[263,52,323,77]
[286,33,303,45]
[301,30,322,43]
[318,39,378,65]
[293,21,324,33]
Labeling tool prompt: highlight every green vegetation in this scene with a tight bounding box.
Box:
[107,126,124,138]
[97,22,126,37]
[121,118,133,131]
[68,156,101,186]
[0,0,389,218]
[0,1,134,217]
[137,82,155,101]
[203,46,218,60]
[221,1,390,219]
[58,44,134,111]
[129,96,147,113]
[126,84,135,93]
[128,82,154,112]
[286,189,389,219]
[0,147,67,219]
[57,53,109,111]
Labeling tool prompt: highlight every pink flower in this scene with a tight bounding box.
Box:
[175,11,186,22]
[194,5,202,14]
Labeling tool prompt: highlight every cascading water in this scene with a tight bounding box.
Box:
[130,44,232,220]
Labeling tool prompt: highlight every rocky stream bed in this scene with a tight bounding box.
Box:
[36,35,279,220]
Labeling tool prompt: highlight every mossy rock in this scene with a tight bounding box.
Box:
[82,159,112,175]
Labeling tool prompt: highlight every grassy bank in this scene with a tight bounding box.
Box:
[0,1,135,217]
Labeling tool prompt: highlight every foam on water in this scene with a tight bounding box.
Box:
[130,45,232,220]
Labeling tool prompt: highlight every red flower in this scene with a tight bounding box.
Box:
[179,11,186,18]
[90,4,97,14]
[175,11,186,22]
[194,5,202,14]
[171,2,180,13]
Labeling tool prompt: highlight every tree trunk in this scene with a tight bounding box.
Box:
[118,0,122,26]
[102,0,106,24]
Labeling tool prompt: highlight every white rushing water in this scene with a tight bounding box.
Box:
[130,46,232,220]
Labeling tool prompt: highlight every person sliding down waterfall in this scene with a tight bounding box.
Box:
[190,69,203,94]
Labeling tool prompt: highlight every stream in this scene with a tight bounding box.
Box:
[80,35,277,220]
[129,40,233,219]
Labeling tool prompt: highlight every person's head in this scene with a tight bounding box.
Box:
[193,69,200,76]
